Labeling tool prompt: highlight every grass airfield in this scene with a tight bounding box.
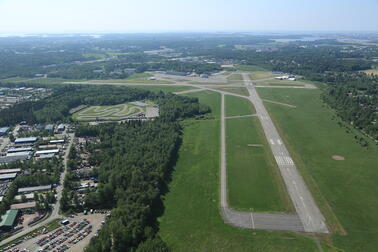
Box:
[8,67,378,251]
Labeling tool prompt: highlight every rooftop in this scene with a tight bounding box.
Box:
[18,184,52,193]
[0,155,30,163]
[0,168,21,174]
[0,209,18,227]
[0,173,17,180]
[7,147,33,153]
[0,127,10,133]
[6,151,32,157]
[35,149,59,155]
[14,137,37,144]
[10,201,37,210]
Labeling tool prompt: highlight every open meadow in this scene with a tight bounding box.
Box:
[256,79,306,86]
[226,116,292,212]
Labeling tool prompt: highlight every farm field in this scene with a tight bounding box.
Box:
[158,91,322,251]
[257,88,378,251]
[72,101,155,121]
[226,116,292,212]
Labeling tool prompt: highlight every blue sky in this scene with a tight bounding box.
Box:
[0,0,377,33]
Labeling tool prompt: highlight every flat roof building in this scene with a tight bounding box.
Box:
[6,151,32,157]
[45,124,54,131]
[0,155,30,164]
[50,139,65,144]
[57,124,65,131]
[0,127,10,136]
[10,201,37,210]
[7,147,33,153]
[0,173,17,181]
[14,137,37,144]
[38,153,55,159]
[35,149,59,156]
[18,184,52,194]
[0,168,21,174]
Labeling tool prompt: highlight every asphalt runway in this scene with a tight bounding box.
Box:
[242,73,328,233]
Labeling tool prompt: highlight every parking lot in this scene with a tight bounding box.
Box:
[8,213,106,252]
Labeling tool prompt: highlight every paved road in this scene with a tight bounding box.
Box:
[0,132,75,246]
[242,73,328,233]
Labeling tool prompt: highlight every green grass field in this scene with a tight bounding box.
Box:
[226,116,292,212]
[249,71,281,80]
[235,65,268,72]
[257,88,378,251]
[225,95,255,116]
[214,87,249,96]
[132,85,195,93]
[257,79,306,86]
[158,91,322,251]
[126,72,153,79]
[227,73,243,81]
[84,78,174,84]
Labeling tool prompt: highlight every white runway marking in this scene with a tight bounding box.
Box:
[270,139,275,145]
[275,155,294,166]
[277,139,282,145]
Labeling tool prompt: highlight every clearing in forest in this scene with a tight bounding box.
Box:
[72,101,158,121]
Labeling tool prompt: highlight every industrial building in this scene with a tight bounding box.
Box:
[6,151,33,158]
[0,209,19,231]
[0,173,17,181]
[0,168,21,174]
[18,184,52,194]
[0,155,30,164]
[57,124,65,131]
[10,201,37,210]
[38,153,55,159]
[7,147,33,153]
[45,124,54,131]
[35,149,59,156]
[50,139,65,144]
[0,127,10,136]
[14,137,37,145]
